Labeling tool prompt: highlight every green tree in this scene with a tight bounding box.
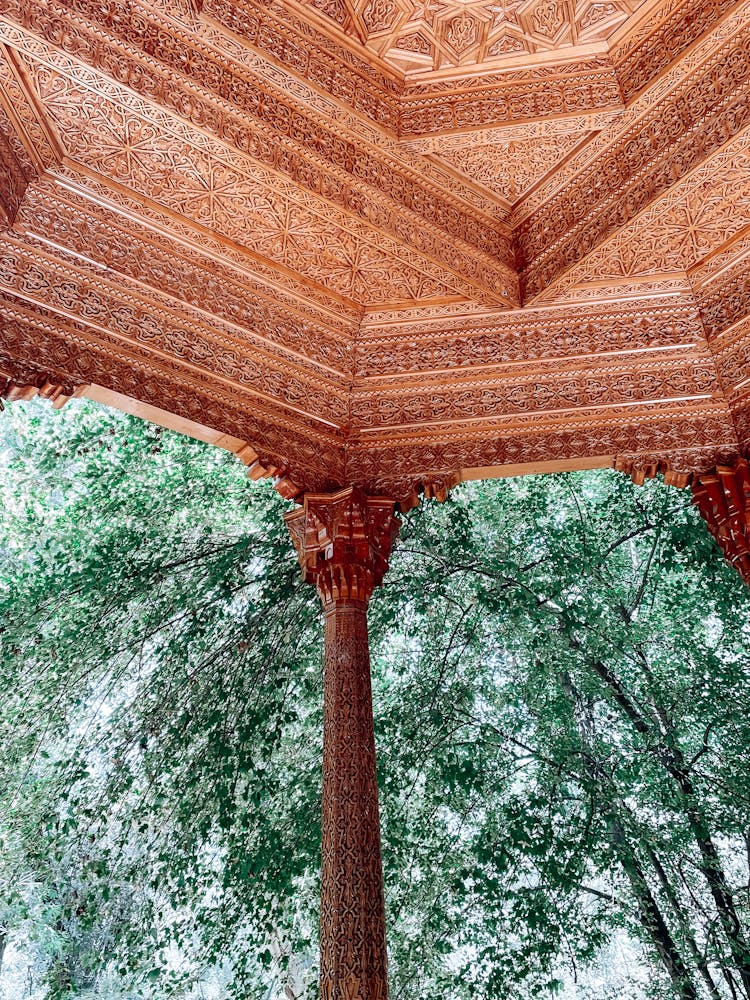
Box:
[1,398,749,1000]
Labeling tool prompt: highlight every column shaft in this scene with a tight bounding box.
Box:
[320,601,387,1000]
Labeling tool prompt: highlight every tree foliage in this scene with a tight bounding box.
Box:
[1,399,749,1000]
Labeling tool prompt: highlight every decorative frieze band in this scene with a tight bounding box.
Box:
[611,0,743,100]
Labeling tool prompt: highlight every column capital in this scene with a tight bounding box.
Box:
[284,487,399,606]
[692,457,750,585]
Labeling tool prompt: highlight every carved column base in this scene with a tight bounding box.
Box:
[692,458,750,585]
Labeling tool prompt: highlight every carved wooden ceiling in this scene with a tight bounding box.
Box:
[0,0,749,503]
[294,0,642,77]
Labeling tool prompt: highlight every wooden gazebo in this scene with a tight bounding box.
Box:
[2,0,750,994]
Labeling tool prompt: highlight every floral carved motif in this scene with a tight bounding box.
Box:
[0,61,38,227]
[355,299,707,375]
[0,129,29,227]
[694,253,750,343]
[0,236,353,428]
[399,60,622,139]
[18,182,355,371]
[346,402,740,500]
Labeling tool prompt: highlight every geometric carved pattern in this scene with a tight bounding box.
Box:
[294,0,641,76]
[518,18,750,297]
[436,131,585,204]
[27,64,505,308]
[317,599,388,1000]
[538,132,750,299]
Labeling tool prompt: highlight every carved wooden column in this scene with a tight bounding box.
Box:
[692,457,750,584]
[285,488,399,1000]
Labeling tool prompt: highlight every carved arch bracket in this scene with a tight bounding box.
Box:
[614,454,750,587]
[0,374,80,409]
[691,458,750,585]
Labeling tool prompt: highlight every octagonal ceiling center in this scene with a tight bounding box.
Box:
[294,0,645,78]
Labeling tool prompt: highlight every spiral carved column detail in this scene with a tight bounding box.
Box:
[285,488,399,1000]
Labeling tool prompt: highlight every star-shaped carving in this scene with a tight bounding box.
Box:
[251,201,319,264]
[488,0,523,28]
[408,0,446,25]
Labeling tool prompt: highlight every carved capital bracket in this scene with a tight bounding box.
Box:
[614,457,693,489]
[284,487,399,606]
[692,458,750,585]
[240,449,304,501]
[0,375,81,409]
[615,454,750,585]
